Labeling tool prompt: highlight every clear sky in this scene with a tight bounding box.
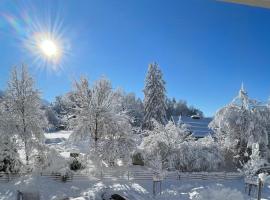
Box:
[0,0,270,117]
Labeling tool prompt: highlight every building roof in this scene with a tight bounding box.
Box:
[222,0,270,9]
[172,116,214,138]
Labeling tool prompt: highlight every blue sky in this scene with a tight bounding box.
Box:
[1,0,270,116]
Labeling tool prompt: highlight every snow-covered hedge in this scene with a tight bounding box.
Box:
[141,121,223,172]
[176,137,224,172]
[35,146,70,175]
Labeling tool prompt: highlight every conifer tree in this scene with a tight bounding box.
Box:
[143,62,167,129]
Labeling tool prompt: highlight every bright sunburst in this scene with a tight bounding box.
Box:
[39,39,58,58]
[30,32,64,69]
[2,4,70,72]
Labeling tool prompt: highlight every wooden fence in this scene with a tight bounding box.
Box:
[0,170,243,183]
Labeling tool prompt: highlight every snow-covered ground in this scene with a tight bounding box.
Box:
[1,131,270,200]
[1,174,270,200]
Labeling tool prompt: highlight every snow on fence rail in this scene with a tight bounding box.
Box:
[60,171,243,181]
[0,171,243,183]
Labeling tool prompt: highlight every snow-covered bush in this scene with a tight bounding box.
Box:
[141,120,191,169]
[35,146,69,175]
[176,136,224,172]
[141,121,223,171]
[241,143,268,177]
[70,159,83,171]
[69,154,87,171]
[132,149,145,166]
[0,137,23,174]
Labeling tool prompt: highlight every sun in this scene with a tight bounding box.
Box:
[39,39,58,58]
[33,33,63,66]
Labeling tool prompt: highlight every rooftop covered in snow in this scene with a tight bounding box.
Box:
[172,115,214,138]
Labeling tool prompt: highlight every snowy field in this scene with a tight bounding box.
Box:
[1,131,270,200]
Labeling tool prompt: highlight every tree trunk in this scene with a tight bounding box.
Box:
[94,115,98,147]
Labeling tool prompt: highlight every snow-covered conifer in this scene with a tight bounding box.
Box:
[143,62,167,129]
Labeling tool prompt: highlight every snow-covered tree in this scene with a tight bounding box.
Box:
[69,77,134,165]
[4,65,46,164]
[70,77,118,143]
[210,85,269,165]
[166,98,203,119]
[96,114,135,165]
[52,94,74,129]
[121,93,144,127]
[44,106,60,131]
[143,62,167,129]
[0,101,23,173]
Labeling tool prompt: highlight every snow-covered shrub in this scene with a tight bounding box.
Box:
[0,137,23,174]
[192,186,244,200]
[69,154,87,171]
[176,136,224,172]
[70,159,82,171]
[241,143,268,177]
[132,149,145,166]
[35,146,69,175]
[141,120,191,170]
[37,146,72,182]
[141,119,224,171]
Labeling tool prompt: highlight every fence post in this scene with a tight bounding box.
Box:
[257,178,263,200]
[160,181,162,195]
[128,171,130,181]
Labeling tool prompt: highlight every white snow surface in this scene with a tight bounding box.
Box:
[1,131,270,200]
[45,131,72,139]
[1,175,270,200]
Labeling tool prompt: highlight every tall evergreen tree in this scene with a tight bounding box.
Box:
[143,62,167,129]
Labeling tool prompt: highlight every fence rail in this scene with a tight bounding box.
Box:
[0,171,243,183]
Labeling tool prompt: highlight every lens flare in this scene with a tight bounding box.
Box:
[0,3,70,72]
